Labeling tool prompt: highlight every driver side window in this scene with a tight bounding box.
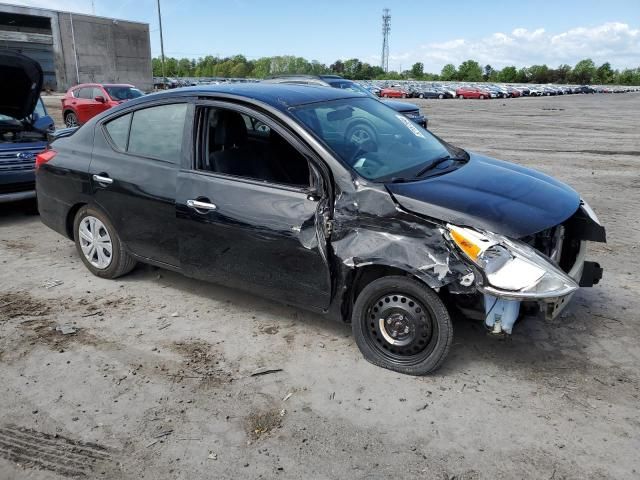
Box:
[197,107,311,188]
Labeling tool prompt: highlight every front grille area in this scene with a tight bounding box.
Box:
[523,222,580,274]
[0,150,38,172]
[0,181,35,195]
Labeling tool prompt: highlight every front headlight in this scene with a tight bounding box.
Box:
[447,224,578,299]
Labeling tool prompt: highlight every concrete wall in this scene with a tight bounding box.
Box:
[56,13,152,91]
[0,3,152,92]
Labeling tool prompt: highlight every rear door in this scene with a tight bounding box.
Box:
[89,101,191,267]
[176,102,332,310]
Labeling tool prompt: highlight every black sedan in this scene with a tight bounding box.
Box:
[36,84,605,375]
[413,88,452,99]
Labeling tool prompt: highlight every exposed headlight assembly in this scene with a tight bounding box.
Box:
[447,224,578,299]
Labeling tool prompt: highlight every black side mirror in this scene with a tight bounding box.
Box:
[94,95,106,103]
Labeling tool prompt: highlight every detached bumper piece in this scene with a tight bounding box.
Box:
[580,261,603,287]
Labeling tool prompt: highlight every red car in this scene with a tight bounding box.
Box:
[61,83,144,127]
[380,87,409,98]
[455,86,491,99]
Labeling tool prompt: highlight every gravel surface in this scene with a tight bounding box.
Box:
[1,93,639,479]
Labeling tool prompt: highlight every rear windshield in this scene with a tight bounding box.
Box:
[104,86,144,101]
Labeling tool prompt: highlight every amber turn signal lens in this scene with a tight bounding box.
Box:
[450,229,481,261]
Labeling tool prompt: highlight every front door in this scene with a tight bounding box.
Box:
[177,103,332,310]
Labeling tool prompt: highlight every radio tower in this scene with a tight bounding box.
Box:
[381,8,391,72]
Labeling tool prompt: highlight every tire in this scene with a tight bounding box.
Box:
[438,94,444,99]
[419,93,424,99]
[64,111,79,127]
[351,275,453,375]
[73,206,137,279]
[479,95,484,100]
[401,94,406,98]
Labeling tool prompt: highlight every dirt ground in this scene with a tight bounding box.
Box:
[1,93,639,479]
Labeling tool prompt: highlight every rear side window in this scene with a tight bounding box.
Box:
[104,113,131,150]
[128,104,187,162]
[102,103,187,163]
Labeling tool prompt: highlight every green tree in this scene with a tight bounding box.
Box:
[410,62,424,79]
[595,62,614,84]
[330,60,345,74]
[230,63,248,78]
[457,60,483,81]
[497,66,517,83]
[440,63,458,81]
[529,64,550,84]
[177,58,192,77]
[343,58,363,79]
[571,59,596,84]
[483,64,494,81]
[252,57,272,78]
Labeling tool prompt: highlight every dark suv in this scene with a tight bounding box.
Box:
[265,75,427,129]
[1,52,55,204]
[37,84,604,375]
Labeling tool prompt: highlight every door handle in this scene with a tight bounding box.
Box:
[187,199,217,212]
[92,174,113,185]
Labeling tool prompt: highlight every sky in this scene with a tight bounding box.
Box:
[10,0,640,72]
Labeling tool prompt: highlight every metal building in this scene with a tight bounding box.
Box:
[0,2,152,91]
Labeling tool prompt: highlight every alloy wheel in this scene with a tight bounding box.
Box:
[65,112,78,127]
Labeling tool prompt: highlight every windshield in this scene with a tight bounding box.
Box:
[292,97,452,182]
[104,86,144,101]
[327,80,376,98]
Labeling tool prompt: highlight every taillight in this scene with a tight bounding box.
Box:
[35,149,57,170]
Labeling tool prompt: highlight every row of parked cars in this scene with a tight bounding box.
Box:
[366,82,638,99]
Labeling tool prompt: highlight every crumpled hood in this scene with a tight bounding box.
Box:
[386,152,581,238]
[0,52,43,120]
[382,99,420,112]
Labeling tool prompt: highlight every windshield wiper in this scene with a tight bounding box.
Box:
[414,155,465,178]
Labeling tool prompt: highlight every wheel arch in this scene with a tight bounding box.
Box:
[339,262,448,324]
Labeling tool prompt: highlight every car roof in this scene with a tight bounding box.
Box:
[134,83,365,109]
[72,83,134,89]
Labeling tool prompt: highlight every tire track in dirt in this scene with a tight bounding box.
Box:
[0,425,114,477]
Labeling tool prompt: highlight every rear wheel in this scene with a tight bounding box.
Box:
[73,206,137,279]
[352,276,453,375]
[438,94,444,99]
[479,95,485,99]
[419,93,424,99]
[64,111,78,127]
[401,94,407,98]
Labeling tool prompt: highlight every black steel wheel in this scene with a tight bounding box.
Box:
[352,276,452,375]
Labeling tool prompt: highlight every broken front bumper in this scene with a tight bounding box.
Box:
[543,241,602,320]
[480,240,603,328]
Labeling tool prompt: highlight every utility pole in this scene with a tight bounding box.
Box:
[91,0,95,15]
[157,0,166,81]
[381,8,391,73]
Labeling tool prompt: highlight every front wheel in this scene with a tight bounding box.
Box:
[352,276,453,375]
[73,206,137,279]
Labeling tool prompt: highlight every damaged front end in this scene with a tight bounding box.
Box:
[445,200,605,334]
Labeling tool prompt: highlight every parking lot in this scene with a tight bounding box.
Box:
[1,93,639,479]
